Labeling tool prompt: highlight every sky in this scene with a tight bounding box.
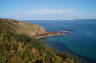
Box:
[0,0,96,20]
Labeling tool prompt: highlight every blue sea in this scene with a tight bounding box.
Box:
[27,20,96,60]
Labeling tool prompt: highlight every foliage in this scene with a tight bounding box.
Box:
[0,29,73,63]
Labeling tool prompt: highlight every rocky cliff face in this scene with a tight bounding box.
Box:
[0,18,46,36]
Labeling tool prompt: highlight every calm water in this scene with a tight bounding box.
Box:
[27,20,96,59]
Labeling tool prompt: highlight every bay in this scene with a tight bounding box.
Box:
[27,20,96,60]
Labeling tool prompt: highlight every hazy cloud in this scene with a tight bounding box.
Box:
[27,9,75,15]
[1,9,96,20]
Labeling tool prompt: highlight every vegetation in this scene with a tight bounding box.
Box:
[0,29,76,63]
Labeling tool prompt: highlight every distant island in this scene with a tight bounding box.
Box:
[74,19,96,21]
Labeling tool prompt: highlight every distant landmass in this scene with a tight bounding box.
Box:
[74,19,96,21]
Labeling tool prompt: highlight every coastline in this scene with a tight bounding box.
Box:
[27,20,96,61]
[42,38,96,63]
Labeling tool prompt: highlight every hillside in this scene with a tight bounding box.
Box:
[0,18,46,36]
[0,18,77,63]
[0,18,96,63]
[0,18,66,39]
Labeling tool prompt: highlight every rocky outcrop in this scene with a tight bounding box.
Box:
[33,31,67,39]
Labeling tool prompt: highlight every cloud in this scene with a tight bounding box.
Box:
[3,9,96,20]
[27,9,75,15]
[1,9,76,20]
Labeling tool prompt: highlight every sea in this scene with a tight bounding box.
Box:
[27,20,96,60]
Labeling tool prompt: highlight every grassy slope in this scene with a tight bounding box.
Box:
[0,18,46,36]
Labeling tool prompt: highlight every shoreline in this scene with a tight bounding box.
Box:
[42,38,96,63]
